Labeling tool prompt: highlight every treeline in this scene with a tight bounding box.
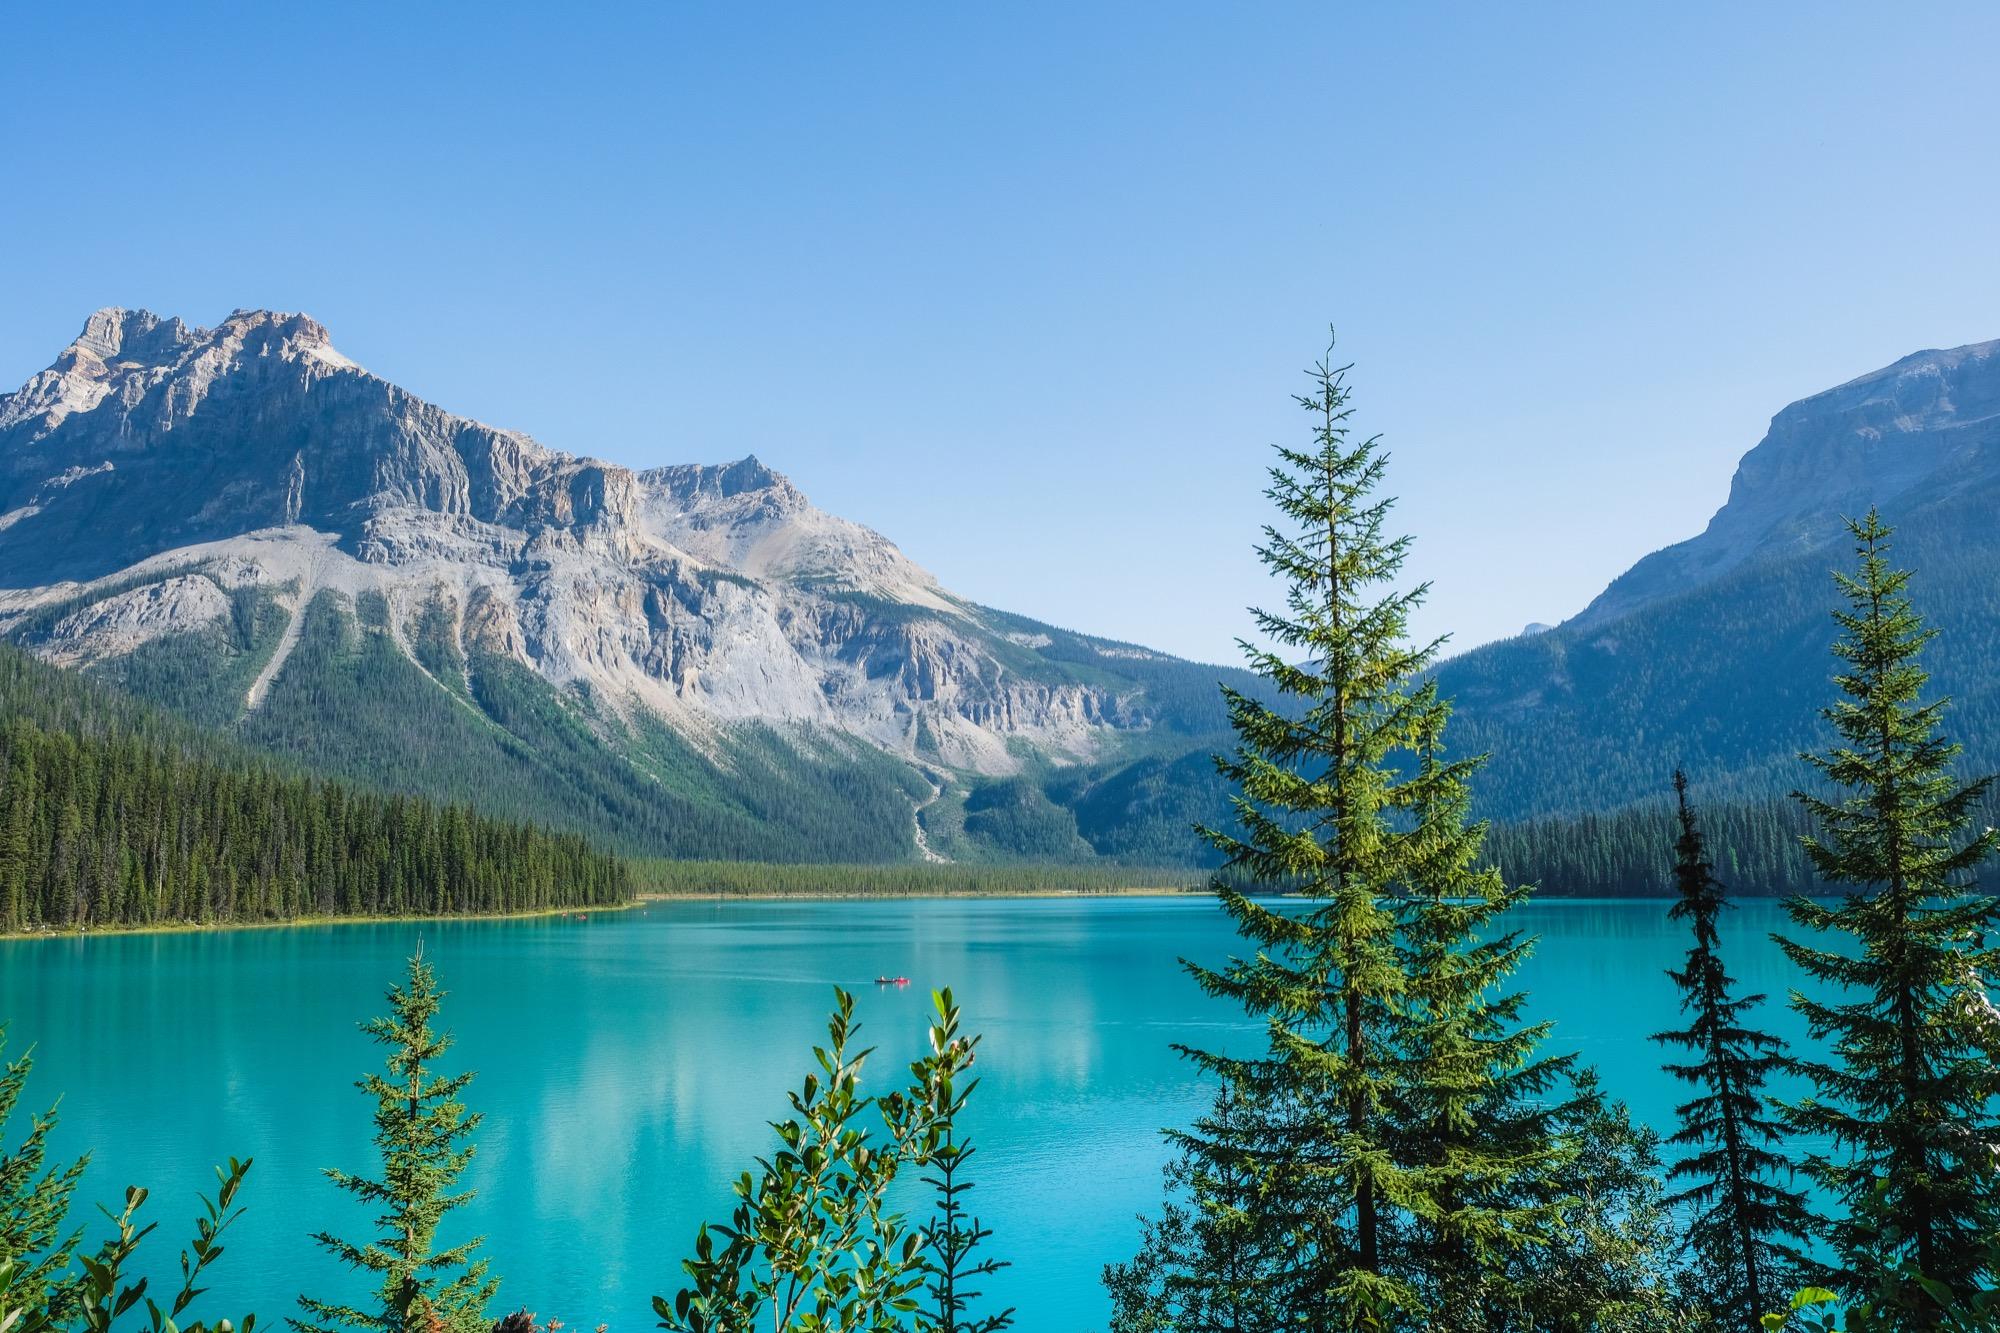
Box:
[1486,786,2000,898]
[0,644,629,934]
[632,857,1201,897]
[1486,793,1824,897]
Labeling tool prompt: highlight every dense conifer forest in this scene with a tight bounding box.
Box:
[1435,486,2000,824]
[1485,786,2000,900]
[0,643,630,933]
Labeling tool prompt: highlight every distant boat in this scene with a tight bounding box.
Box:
[875,975,911,986]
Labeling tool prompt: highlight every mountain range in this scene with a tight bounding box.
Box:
[2,308,1996,865]
[0,308,1262,864]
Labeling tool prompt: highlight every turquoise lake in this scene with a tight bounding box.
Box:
[0,896,1823,1331]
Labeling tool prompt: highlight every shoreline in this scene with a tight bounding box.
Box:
[2,886,1723,944]
[0,898,646,944]
[0,885,1205,943]
[632,883,1205,902]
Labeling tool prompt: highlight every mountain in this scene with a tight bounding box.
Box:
[1437,336,2000,823]
[0,638,629,932]
[12,308,1990,867]
[0,308,1260,864]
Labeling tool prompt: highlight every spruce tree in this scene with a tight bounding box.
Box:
[1779,511,2000,1323]
[1388,709,1578,1326]
[1174,338,1533,1323]
[1652,770,1812,1330]
[295,950,498,1333]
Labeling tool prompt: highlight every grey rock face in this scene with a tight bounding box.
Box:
[1572,337,2000,628]
[0,308,1175,776]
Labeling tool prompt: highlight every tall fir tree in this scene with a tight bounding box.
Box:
[1184,341,1428,1321]
[1386,709,1579,1327]
[1163,338,1575,1325]
[1652,770,1812,1330]
[1779,510,2000,1324]
[295,950,498,1333]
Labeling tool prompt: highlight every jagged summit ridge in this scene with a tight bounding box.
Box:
[0,308,357,439]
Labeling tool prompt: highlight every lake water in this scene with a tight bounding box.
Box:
[0,896,1821,1332]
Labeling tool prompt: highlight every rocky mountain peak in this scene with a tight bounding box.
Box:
[58,306,345,372]
[1571,334,2000,629]
[65,307,189,363]
[2,307,360,440]
[0,303,1273,860]
[646,454,800,507]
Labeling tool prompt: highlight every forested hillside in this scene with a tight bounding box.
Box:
[1438,480,2000,824]
[0,644,630,933]
[1435,337,2000,827]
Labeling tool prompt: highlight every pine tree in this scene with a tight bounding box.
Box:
[1779,510,2000,1324]
[1175,338,1480,1324]
[1652,770,1812,1330]
[1387,709,1579,1326]
[294,950,498,1333]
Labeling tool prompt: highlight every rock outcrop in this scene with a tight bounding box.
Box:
[1572,337,2000,629]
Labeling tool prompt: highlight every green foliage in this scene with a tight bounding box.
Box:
[295,953,496,1333]
[0,1030,87,1325]
[658,988,1008,1333]
[910,992,1011,1333]
[1501,1077,1696,1331]
[1653,772,1815,1329]
[1103,1083,1294,1332]
[32,1159,256,1333]
[1385,716,1579,1325]
[0,1140,252,1333]
[1762,1238,2000,1331]
[1778,513,2000,1325]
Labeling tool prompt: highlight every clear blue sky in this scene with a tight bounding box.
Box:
[3,4,1996,664]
